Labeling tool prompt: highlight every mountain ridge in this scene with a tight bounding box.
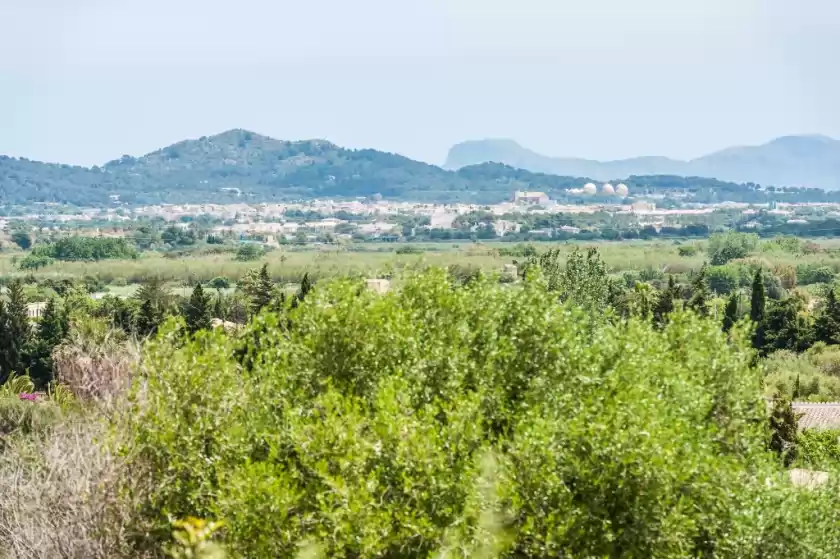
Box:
[1,129,838,207]
[444,135,840,189]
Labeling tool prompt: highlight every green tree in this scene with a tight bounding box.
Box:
[25,297,70,387]
[296,272,313,304]
[185,283,213,334]
[10,230,32,250]
[137,298,165,337]
[213,292,227,320]
[652,275,679,327]
[762,297,813,354]
[750,269,767,350]
[707,231,759,265]
[814,288,840,345]
[722,291,739,332]
[0,280,32,382]
[686,265,710,317]
[235,243,264,262]
[750,269,766,323]
[769,394,799,467]
[119,269,840,557]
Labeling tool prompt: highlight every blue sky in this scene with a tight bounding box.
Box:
[1,0,838,166]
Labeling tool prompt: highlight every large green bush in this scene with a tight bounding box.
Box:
[119,270,840,557]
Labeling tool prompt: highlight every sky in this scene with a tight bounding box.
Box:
[1,0,839,167]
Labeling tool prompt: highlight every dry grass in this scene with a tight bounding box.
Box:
[52,322,140,405]
[0,414,145,559]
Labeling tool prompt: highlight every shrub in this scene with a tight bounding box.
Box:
[207,276,231,289]
[234,243,264,262]
[395,245,424,255]
[115,270,840,557]
[708,231,759,265]
[677,244,698,257]
[707,265,741,295]
[797,264,836,286]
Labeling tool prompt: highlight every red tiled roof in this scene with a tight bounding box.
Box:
[793,403,840,430]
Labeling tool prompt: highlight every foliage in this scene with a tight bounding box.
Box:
[29,236,138,261]
[207,276,231,289]
[769,395,799,467]
[796,429,840,470]
[10,231,32,250]
[677,243,698,257]
[234,243,264,262]
[652,275,679,327]
[814,289,840,345]
[113,269,840,557]
[526,247,613,314]
[797,264,836,286]
[762,296,813,354]
[686,265,710,316]
[764,349,840,402]
[0,280,32,384]
[185,284,213,334]
[707,264,741,294]
[240,265,274,315]
[167,517,227,559]
[751,269,767,349]
[723,292,739,332]
[707,231,759,265]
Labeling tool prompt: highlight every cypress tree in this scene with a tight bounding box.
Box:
[814,288,840,345]
[26,297,69,388]
[722,292,738,332]
[769,394,799,467]
[750,269,766,323]
[251,264,274,314]
[213,291,227,320]
[687,265,710,317]
[186,283,213,334]
[38,297,69,347]
[653,275,678,327]
[297,272,313,303]
[137,298,165,337]
[0,279,31,379]
[750,269,767,350]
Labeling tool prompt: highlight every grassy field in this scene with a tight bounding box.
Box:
[3,238,840,287]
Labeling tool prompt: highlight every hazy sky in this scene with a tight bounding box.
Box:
[2,0,839,166]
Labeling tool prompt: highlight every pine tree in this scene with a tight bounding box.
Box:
[297,272,313,303]
[137,298,165,337]
[686,266,710,317]
[213,291,227,320]
[252,264,274,314]
[25,297,69,388]
[769,394,799,467]
[185,283,213,334]
[652,275,678,327]
[722,292,738,332]
[0,279,31,380]
[750,269,767,350]
[814,288,840,345]
[750,269,766,323]
[38,297,69,347]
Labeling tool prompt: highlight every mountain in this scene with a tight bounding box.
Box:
[0,129,586,206]
[444,135,840,189]
[1,129,838,207]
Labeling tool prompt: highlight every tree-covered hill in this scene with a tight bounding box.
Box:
[1,129,838,206]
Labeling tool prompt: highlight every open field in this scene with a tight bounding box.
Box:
[4,238,840,287]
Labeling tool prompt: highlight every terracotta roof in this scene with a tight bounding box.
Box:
[793,402,840,430]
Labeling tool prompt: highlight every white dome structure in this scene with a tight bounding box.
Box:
[582,183,597,195]
[615,183,629,197]
[602,183,615,195]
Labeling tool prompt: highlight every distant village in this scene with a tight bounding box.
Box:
[2,184,839,244]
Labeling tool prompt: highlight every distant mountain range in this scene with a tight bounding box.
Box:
[444,135,840,190]
[1,129,839,207]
